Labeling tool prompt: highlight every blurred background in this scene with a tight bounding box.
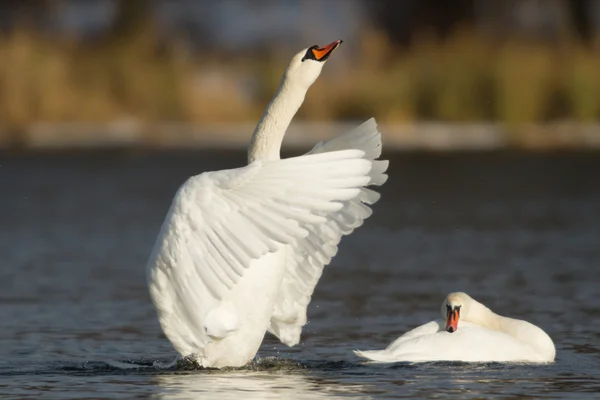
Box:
[1,2,600,398]
[2,0,600,149]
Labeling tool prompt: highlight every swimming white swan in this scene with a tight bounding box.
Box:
[146,40,388,368]
[354,292,555,363]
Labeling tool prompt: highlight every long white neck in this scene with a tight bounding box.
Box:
[470,303,505,332]
[247,76,307,163]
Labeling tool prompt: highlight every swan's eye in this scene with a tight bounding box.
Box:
[446,304,461,313]
[301,45,319,62]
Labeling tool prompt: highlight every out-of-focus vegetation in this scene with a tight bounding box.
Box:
[1,0,600,145]
[3,25,600,131]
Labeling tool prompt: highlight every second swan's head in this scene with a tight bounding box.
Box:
[284,39,343,88]
[440,292,476,333]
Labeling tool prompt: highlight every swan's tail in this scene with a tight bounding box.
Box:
[353,349,395,363]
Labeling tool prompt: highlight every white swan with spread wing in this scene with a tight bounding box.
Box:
[146,40,389,368]
[354,292,555,363]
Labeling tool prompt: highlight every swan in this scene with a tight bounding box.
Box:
[146,40,389,368]
[354,292,555,363]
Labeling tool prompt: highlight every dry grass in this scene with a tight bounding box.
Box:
[1,25,600,136]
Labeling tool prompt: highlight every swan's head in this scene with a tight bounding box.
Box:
[284,39,343,88]
[441,292,475,333]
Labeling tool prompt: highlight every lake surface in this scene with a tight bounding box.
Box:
[0,150,599,399]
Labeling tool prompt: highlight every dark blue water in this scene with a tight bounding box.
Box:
[0,150,599,399]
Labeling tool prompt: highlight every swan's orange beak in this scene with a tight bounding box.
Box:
[311,39,343,61]
[446,308,459,333]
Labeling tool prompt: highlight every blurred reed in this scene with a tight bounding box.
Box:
[1,23,600,139]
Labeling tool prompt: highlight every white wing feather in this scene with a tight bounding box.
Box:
[268,118,389,345]
[147,149,374,356]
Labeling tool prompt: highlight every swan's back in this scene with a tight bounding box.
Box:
[396,322,544,362]
[355,320,546,362]
[355,321,548,363]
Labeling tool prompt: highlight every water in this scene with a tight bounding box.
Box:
[0,150,599,399]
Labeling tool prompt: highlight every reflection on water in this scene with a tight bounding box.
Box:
[0,150,599,399]
[150,357,378,400]
[153,371,372,400]
[154,372,314,400]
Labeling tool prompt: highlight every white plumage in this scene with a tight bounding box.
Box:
[354,292,556,363]
[147,40,389,368]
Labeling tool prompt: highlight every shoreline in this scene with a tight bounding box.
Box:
[2,121,600,151]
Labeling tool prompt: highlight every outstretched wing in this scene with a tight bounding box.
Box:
[268,118,389,346]
[147,149,374,357]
